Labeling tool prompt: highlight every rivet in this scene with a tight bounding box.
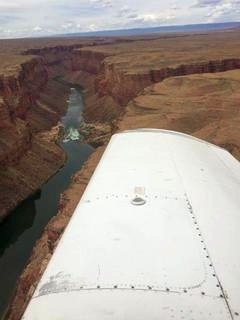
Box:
[201,292,205,295]
[166,288,170,292]
[216,284,220,287]
[131,285,135,289]
[184,289,187,293]
[209,264,213,267]
[235,312,239,316]
[220,294,224,298]
[148,286,152,290]
[97,285,100,289]
[114,285,118,289]
[213,274,216,277]
[206,255,209,258]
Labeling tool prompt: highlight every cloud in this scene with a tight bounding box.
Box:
[0,1,21,9]
[193,0,222,7]
[201,0,240,21]
[33,26,43,32]
[128,12,176,27]
[0,15,21,24]
[89,0,113,8]
[116,5,137,18]
[191,0,240,22]
[116,3,179,27]
[88,23,97,31]
[117,5,132,16]
[170,4,181,10]
[127,13,138,19]
[61,22,74,30]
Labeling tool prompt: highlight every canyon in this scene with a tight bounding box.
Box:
[0,30,240,319]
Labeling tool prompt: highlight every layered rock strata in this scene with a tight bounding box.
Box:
[0,56,68,220]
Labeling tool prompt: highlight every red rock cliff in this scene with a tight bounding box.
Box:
[0,57,48,167]
[0,56,66,221]
[71,48,240,123]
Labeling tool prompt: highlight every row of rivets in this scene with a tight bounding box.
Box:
[184,194,240,315]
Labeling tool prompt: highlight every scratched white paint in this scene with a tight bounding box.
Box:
[22,129,240,320]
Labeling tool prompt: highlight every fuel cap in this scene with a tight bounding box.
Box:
[131,196,146,206]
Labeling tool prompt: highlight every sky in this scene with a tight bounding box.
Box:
[0,0,239,38]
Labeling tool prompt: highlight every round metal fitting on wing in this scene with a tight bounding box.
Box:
[131,196,146,206]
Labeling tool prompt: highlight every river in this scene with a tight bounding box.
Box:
[0,87,94,318]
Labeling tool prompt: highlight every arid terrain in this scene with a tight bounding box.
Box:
[118,70,240,159]
[0,29,240,319]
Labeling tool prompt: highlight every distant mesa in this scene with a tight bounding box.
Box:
[54,22,240,38]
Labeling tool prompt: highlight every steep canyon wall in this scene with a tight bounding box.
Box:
[0,56,68,220]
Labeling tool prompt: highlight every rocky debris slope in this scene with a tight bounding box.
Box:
[79,122,116,147]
